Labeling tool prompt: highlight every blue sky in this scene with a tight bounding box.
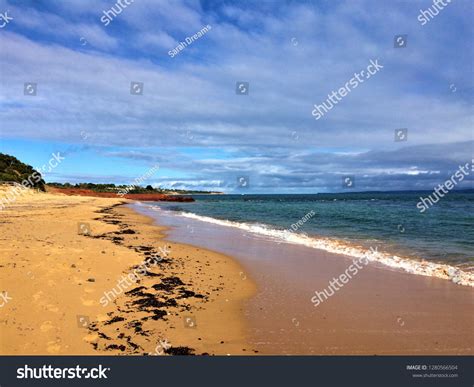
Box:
[0,0,472,193]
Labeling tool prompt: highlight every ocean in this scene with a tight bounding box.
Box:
[141,191,474,284]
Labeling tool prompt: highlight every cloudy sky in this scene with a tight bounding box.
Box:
[0,0,472,193]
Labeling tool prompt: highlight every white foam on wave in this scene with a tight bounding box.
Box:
[143,205,474,288]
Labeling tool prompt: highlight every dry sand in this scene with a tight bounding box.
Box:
[0,189,256,355]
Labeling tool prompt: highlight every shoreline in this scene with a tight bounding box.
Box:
[0,191,256,355]
[153,209,474,287]
[102,204,257,355]
[137,203,474,355]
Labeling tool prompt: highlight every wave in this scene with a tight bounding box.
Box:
[142,204,474,288]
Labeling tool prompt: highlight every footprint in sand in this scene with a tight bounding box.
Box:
[80,297,95,306]
[84,287,95,294]
[96,314,109,322]
[32,291,44,301]
[46,304,59,313]
[40,321,54,332]
[47,340,62,354]
[83,333,99,343]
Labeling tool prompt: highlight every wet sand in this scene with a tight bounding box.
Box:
[135,204,474,355]
[0,190,255,355]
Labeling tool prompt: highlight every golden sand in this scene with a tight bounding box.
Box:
[0,189,255,355]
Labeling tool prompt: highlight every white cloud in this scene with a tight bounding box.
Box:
[0,0,472,191]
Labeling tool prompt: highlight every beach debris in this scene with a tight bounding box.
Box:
[104,316,125,325]
[131,292,175,309]
[85,204,205,355]
[105,344,126,352]
[119,229,136,234]
[126,320,147,335]
[148,310,167,320]
[178,288,205,299]
[98,332,111,340]
[152,276,184,292]
[164,346,195,356]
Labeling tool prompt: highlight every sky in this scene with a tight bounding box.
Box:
[0,0,472,193]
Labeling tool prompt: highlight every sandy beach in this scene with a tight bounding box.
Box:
[0,189,256,355]
[1,189,473,356]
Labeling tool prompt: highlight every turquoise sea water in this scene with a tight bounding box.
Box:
[151,191,474,268]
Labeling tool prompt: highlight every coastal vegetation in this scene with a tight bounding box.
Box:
[0,153,45,191]
[47,182,221,195]
[0,153,219,195]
